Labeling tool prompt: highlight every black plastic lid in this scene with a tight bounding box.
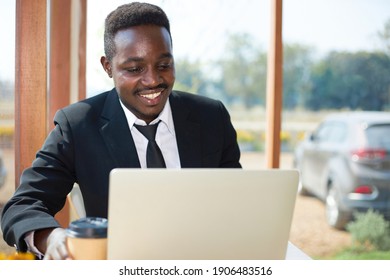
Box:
[66,217,108,238]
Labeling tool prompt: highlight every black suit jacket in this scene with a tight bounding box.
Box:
[1,89,241,250]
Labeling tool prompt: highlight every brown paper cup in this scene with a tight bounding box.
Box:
[66,217,108,260]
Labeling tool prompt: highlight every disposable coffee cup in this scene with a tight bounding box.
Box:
[66,217,108,260]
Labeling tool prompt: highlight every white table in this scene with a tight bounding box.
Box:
[285,242,312,260]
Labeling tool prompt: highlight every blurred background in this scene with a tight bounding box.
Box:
[1,0,390,259]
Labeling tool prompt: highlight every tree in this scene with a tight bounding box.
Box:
[378,18,390,55]
[173,58,209,95]
[307,51,390,110]
[218,33,267,108]
[283,44,314,109]
[0,79,14,101]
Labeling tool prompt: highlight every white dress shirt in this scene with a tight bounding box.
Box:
[119,98,181,169]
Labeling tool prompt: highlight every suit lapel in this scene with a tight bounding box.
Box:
[99,90,140,168]
[170,92,202,167]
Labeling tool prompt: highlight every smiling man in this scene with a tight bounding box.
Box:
[1,2,241,260]
[101,24,175,124]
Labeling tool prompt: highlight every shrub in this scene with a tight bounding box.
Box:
[236,129,255,143]
[346,209,390,251]
[0,126,14,137]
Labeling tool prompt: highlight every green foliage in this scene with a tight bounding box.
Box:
[236,129,264,152]
[283,44,314,109]
[346,209,390,252]
[173,59,209,94]
[171,22,390,111]
[334,249,390,260]
[307,51,390,111]
[218,33,267,108]
[378,18,390,54]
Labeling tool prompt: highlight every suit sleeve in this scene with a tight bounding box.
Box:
[218,101,242,168]
[0,110,76,252]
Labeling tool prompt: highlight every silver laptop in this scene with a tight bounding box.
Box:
[107,169,299,260]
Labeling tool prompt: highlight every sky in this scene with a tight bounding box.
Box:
[0,0,389,93]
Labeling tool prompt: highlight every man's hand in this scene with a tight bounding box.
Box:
[36,227,71,260]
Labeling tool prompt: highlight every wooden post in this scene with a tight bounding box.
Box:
[49,0,86,124]
[15,0,87,227]
[49,0,71,124]
[49,0,87,226]
[265,0,283,168]
[48,0,72,227]
[74,0,87,102]
[15,0,48,186]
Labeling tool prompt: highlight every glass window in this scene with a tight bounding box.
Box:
[0,0,15,204]
[365,124,390,149]
[0,0,15,256]
[327,122,347,143]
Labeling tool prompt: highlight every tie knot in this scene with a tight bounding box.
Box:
[134,121,160,141]
[133,120,166,168]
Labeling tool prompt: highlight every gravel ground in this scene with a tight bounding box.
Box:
[290,195,351,258]
[0,149,351,258]
[240,152,351,259]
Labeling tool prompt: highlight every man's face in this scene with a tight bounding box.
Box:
[102,25,175,123]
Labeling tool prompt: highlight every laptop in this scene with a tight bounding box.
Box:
[107,168,299,260]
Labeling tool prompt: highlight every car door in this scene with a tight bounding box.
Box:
[301,122,333,194]
[316,122,347,199]
[302,120,346,197]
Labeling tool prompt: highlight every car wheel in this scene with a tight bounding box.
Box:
[297,180,310,196]
[293,160,309,196]
[325,183,350,230]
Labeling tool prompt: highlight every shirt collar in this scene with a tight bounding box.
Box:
[119,97,175,135]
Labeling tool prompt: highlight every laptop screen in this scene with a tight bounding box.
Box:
[107,169,299,260]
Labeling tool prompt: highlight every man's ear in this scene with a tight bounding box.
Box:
[100,56,112,78]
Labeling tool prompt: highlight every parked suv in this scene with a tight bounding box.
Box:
[293,111,390,229]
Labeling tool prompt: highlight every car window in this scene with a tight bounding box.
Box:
[314,123,332,142]
[365,124,390,149]
[327,122,347,143]
[314,121,346,144]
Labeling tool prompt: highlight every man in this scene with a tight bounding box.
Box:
[1,2,241,260]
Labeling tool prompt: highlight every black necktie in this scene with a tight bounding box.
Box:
[134,121,166,168]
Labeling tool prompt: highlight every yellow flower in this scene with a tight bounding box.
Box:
[0,252,6,260]
[280,130,291,142]
[237,129,255,143]
[0,252,35,260]
[0,125,14,137]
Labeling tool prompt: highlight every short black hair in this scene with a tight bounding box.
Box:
[104,2,171,62]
